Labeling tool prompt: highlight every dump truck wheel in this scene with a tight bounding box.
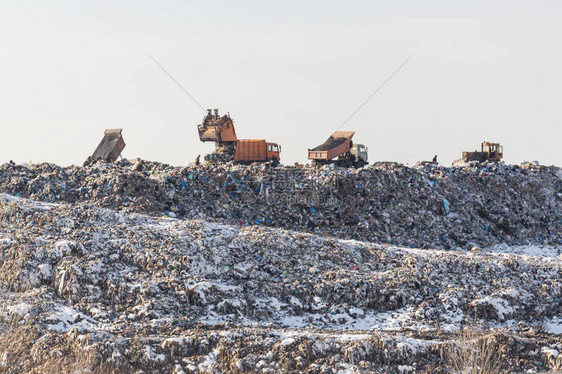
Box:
[354,160,366,168]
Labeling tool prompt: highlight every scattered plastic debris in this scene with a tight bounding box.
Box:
[0,160,560,373]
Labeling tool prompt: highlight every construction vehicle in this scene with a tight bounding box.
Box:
[84,129,125,166]
[198,109,238,143]
[197,109,281,164]
[234,140,280,163]
[308,131,368,168]
[462,141,503,163]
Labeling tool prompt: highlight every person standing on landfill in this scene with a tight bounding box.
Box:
[432,155,437,163]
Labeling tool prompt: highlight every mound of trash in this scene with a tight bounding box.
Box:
[0,160,560,250]
[1,193,561,372]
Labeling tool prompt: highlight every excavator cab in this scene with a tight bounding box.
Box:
[197,109,237,143]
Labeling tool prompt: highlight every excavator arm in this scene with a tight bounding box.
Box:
[197,109,237,143]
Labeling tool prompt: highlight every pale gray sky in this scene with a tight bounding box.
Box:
[1,0,561,167]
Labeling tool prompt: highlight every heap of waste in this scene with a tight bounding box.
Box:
[0,192,561,372]
[0,160,560,250]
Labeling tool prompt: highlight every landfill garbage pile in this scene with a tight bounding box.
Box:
[0,160,561,251]
[1,193,561,372]
[204,144,236,164]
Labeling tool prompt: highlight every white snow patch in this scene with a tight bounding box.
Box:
[280,338,295,346]
[541,346,560,358]
[398,365,415,373]
[46,305,98,331]
[38,264,52,279]
[6,303,31,317]
[544,316,562,335]
[198,349,219,371]
[144,345,166,362]
[1,193,58,211]
[485,244,562,257]
[396,336,436,354]
[471,296,514,321]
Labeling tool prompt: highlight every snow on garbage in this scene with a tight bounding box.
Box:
[0,160,560,250]
[46,304,98,331]
[0,160,560,372]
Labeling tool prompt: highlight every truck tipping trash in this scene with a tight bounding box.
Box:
[197,109,281,164]
[84,129,126,166]
[308,131,368,168]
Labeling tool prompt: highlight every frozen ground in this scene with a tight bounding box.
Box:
[0,193,561,372]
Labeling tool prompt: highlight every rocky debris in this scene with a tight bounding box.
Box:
[0,193,561,372]
[0,159,560,250]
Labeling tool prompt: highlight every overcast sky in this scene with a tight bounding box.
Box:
[1,0,561,167]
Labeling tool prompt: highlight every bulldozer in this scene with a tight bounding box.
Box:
[462,141,503,163]
[308,131,368,168]
[197,109,281,164]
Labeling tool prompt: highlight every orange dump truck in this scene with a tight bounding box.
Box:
[197,109,281,164]
[234,140,280,164]
[308,131,368,168]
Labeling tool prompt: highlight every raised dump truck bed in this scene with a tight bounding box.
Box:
[88,129,125,164]
[308,131,355,161]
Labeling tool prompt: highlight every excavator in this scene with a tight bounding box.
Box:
[197,109,281,164]
[143,54,281,165]
[308,131,368,168]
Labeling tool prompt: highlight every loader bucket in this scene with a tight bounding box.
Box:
[198,124,222,142]
[197,111,237,143]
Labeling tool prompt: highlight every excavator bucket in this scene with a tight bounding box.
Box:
[197,109,237,143]
[87,129,126,164]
